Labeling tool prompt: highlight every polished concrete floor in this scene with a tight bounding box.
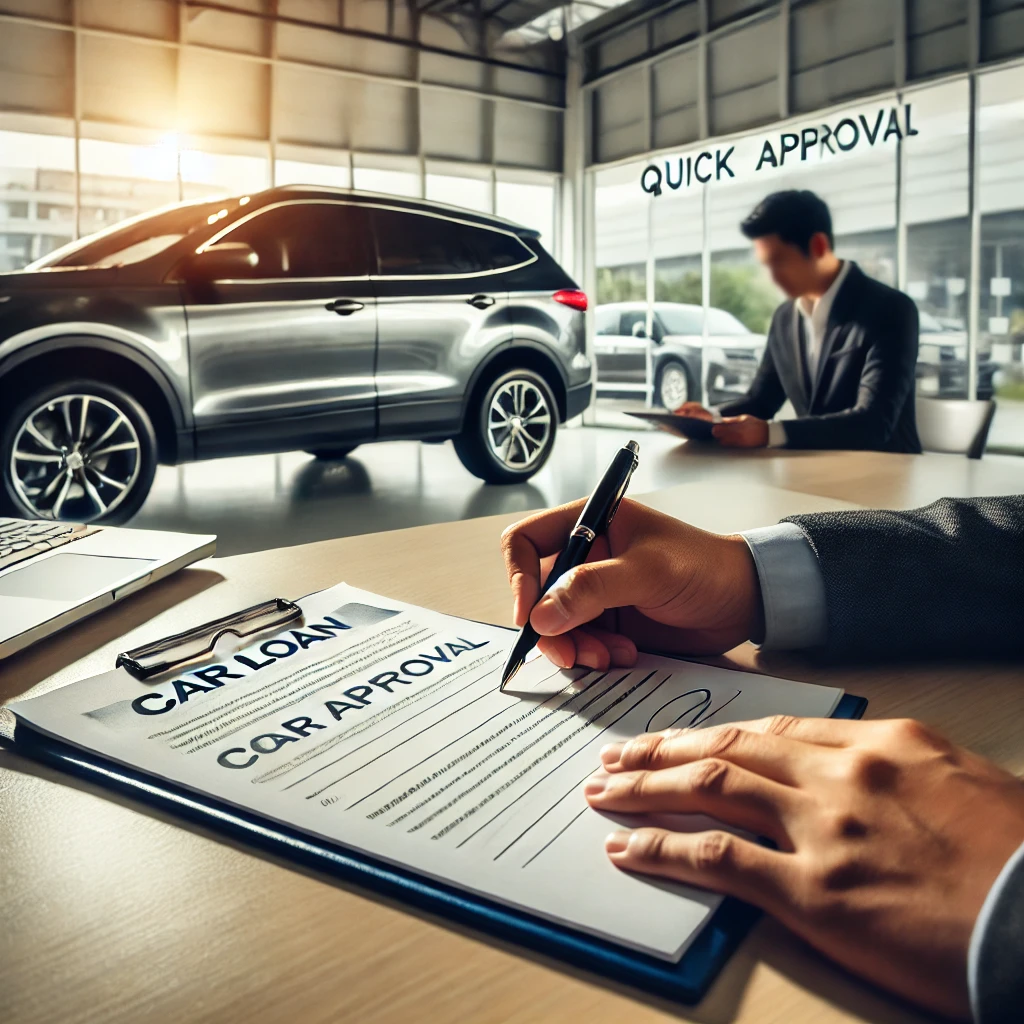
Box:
[130,405,1024,558]
[131,422,698,557]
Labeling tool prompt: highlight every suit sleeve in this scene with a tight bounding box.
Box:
[716,312,788,420]
[781,294,918,450]
[782,496,1024,660]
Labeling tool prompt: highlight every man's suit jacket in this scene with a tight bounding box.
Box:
[784,495,1024,1024]
[718,263,922,453]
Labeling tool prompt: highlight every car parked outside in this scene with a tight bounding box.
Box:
[593,301,766,409]
[0,186,592,523]
[915,310,996,399]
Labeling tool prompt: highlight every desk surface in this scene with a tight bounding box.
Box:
[3,455,1023,1024]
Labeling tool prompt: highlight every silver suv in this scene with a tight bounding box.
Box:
[0,187,591,523]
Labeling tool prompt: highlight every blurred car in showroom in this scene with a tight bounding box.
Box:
[0,186,592,523]
[915,309,996,399]
[593,301,765,408]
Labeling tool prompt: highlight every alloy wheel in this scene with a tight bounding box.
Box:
[10,394,142,521]
[486,379,552,470]
[659,364,691,409]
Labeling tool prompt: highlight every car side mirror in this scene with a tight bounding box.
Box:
[180,242,259,282]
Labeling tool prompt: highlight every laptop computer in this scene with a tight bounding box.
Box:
[0,518,215,661]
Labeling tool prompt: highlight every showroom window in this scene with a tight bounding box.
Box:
[425,172,493,215]
[78,137,180,236]
[180,147,269,199]
[495,178,556,249]
[904,80,971,401]
[274,158,350,189]
[0,130,76,271]
[216,202,372,278]
[353,164,422,198]
[979,66,1024,453]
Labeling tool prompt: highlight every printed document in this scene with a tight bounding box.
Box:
[7,584,843,961]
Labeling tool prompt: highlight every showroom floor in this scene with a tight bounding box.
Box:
[130,420,728,557]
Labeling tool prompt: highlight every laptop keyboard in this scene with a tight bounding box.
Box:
[0,519,101,574]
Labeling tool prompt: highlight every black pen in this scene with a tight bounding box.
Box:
[499,440,640,691]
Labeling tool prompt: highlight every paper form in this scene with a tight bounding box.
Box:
[7,584,843,961]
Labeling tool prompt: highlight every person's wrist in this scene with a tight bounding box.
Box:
[723,534,766,644]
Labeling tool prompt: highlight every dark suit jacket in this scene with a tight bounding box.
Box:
[718,263,922,453]
[785,495,1024,1024]
[783,495,1024,661]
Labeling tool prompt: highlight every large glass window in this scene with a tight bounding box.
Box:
[0,130,76,271]
[274,158,350,189]
[180,145,269,199]
[78,137,180,237]
[425,172,492,215]
[904,80,971,400]
[979,67,1024,453]
[352,164,421,198]
[218,202,370,278]
[496,178,556,248]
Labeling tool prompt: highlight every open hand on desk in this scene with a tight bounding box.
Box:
[500,497,764,670]
[588,716,1024,1021]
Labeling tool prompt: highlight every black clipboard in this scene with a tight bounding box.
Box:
[626,411,717,441]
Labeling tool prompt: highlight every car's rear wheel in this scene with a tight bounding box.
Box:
[454,369,558,484]
[656,358,694,410]
[306,445,358,461]
[1,380,158,524]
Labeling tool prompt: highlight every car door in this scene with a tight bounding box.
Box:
[183,200,377,457]
[595,308,651,393]
[369,205,518,438]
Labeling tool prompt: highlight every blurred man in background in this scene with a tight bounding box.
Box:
[678,190,922,453]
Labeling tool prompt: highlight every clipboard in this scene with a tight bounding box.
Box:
[3,598,868,1006]
[626,411,717,441]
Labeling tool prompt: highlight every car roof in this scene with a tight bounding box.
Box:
[253,185,540,238]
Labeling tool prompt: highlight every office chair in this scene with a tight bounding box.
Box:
[916,396,997,459]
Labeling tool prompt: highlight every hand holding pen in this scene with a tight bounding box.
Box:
[500,453,766,684]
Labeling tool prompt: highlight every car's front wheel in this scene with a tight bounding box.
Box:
[1,380,158,524]
[454,368,558,484]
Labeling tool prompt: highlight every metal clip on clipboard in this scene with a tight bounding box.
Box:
[116,598,303,680]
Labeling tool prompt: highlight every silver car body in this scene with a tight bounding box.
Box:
[0,187,591,467]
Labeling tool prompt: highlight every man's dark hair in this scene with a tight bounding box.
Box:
[740,190,834,255]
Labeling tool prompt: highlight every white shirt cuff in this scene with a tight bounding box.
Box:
[767,420,788,448]
[741,523,828,649]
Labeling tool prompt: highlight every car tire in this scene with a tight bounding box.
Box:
[306,446,358,461]
[656,359,695,410]
[1,379,158,525]
[454,368,558,484]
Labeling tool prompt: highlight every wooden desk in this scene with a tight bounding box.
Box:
[2,477,1022,1024]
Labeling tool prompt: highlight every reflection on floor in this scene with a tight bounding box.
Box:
[131,424,722,557]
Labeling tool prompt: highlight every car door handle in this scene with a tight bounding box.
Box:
[467,294,495,309]
[325,299,365,315]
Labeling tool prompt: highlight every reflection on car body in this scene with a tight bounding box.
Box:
[594,301,766,408]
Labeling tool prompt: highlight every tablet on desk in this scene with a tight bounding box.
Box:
[626,411,716,441]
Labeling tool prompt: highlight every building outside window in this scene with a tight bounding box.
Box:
[979,66,1024,452]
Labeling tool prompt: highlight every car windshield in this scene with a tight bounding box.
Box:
[27,197,245,270]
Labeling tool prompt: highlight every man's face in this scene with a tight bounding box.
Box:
[753,234,818,299]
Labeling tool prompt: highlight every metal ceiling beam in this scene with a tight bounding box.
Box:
[181,0,564,78]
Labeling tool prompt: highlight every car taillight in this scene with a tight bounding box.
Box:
[552,289,588,312]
